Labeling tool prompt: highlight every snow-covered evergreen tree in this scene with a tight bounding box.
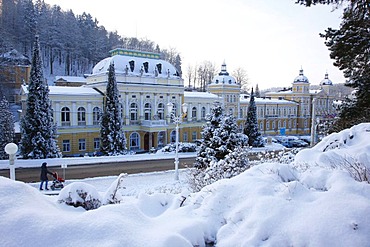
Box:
[19,35,60,159]
[194,102,248,169]
[100,62,127,156]
[244,88,265,147]
[0,97,15,160]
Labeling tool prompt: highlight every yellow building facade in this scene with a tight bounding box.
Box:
[19,49,337,156]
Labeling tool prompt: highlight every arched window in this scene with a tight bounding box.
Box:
[192,107,197,120]
[289,120,292,129]
[170,130,176,143]
[61,107,70,126]
[143,62,149,73]
[77,107,86,126]
[130,103,138,121]
[266,121,270,130]
[129,60,135,72]
[129,132,140,150]
[157,103,164,120]
[201,107,206,119]
[93,107,101,125]
[144,103,151,120]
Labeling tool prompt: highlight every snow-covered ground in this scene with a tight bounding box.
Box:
[1,124,370,247]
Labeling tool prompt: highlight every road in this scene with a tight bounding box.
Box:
[0,157,196,183]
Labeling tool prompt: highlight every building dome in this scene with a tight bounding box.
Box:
[210,62,237,85]
[320,72,333,86]
[91,48,180,78]
[293,68,309,83]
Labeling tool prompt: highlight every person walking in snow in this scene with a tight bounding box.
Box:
[39,162,53,190]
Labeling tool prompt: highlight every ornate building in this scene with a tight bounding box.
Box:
[19,49,338,156]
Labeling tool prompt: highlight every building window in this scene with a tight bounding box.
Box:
[62,140,70,152]
[201,107,206,119]
[304,120,308,128]
[79,139,86,151]
[130,103,138,121]
[129,60,135,72]
[156,63,162,74]
[239,108,243,118]
[93,107,101,125]
[157,103,164,120]
[158,131,165,148]
[144,103,151,120]
[192,107,197,120]
[266,121,270,130]
[170,130,176,143]
[289,120,292,129]
[143,62,149,73]
[283,120,286,128]
[61,107,70,126]
[130,132,140,150]
[278,120,281,129]
[260,122,263,131]
[272,121,276,130]
[183,131,188,142]
[77,107,86,126]
[94,138,100,150]
[192,131,197,141]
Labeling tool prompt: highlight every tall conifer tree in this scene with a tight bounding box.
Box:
[100,62,127,156]
[195,102,247,169]
[0,97,15,160]
[244,88,264,147]
[19,35,60,159]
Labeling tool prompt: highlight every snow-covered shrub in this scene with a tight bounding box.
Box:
[329,156,370,183]
[189,146,250,192]
[159,142,197,153]
[58,182,102,210]
[103,173,127,204]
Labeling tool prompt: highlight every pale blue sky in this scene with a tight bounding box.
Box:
[44,0,345,89]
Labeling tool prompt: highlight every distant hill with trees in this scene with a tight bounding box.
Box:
[0,0,182,84]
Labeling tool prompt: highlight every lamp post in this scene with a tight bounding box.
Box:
[5,143,18,180]
[167,102,188,181]
[310,98,316,147]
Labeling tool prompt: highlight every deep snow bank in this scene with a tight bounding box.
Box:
[295,123,370,168]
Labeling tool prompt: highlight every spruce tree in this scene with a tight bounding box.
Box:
[194,102,248,169]
[244,88,264,147]
[298,0,370,130]
[19,35,60,159]
[0,97,15,160]
[100,62,127,156]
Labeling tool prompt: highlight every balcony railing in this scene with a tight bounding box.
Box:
[141,120,167,127]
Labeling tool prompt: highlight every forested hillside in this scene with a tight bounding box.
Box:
[0,0,182,83]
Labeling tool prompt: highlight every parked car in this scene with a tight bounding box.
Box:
[289,139,308,147]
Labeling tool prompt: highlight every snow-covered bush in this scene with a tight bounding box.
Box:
[103,173,127,204]
[295,123,370,183]
[58,182,102,210]
[189,146,250,192]
[329,156,370,183]
[159,142,197,153]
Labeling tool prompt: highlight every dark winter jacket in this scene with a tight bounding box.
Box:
[40,162,52,181]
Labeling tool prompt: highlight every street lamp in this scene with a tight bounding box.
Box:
[167,102,188,181]
[5,143,18,180]
[310,98,316,147]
